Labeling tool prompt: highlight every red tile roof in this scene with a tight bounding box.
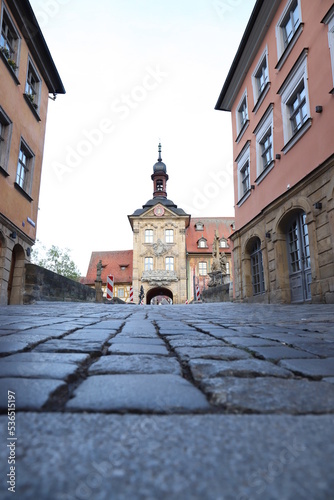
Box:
[186,217,235,254]
[81,250,133,285]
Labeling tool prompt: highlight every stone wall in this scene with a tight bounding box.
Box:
[24,264,96,304]
[201,283,231,303]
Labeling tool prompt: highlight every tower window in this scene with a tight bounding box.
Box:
[156,180,163,191]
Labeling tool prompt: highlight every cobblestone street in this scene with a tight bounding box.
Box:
[0,302,334,499]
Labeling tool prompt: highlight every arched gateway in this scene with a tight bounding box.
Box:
[146,287,173,305]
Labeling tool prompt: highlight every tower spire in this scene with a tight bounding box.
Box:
[158,142,162,161]
[152,142,168,198]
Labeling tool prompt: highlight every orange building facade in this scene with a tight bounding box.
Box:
[216,0,334,303]
[0,0,64,304]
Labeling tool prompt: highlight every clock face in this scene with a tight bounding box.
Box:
[154,205,165,217]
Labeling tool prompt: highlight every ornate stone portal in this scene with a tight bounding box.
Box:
[141,269,179,287]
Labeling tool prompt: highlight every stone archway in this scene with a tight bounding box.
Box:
[146,287,173,305]
[8,244,25,305]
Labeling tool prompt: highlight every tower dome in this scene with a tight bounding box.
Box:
[153,142,167,173]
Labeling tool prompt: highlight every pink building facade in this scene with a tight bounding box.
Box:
[216,0,334,303]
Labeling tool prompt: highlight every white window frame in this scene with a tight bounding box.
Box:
[322,6,334,89]
[0,4,21,70]
[252,47,270,113]
[145,229,153,243]
[195,222,204,231]
[117,287,124,298]
[165,229,173,243]
[198,238,207,249]
[16,139,34,195]
[236,141,251,205]
[276,0,303,69]
[235,89,249,142]
[144,257,153,271]
[198,262,207,276]
[278,49,311,154]
[254,104,274,184]
[0,106,12,173]
[165,257,174,271]
[220,239,228,248]
[25,57,41,111]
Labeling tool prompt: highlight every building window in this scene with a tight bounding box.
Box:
[276,0,303,68]
[236,141,251,205]
[252,48,269,110]
[156,179,163,191]
[254,105,274,183]
[226,262,230,275]
[0,7,20,69]
[236,90,249,141]
[198,238,207,248]
[278,49,311,153]
[16,140,34,194]
[144,257,153,271]
[145,229,153,243]
[322,6,334,88]
[198,262,207,276]
[195,222,204,231]
[281,0,300,49]
[25,59,41,110]
[220,239,228,248]
[288,81,307,134]
[117,288,124,298]
[165,257,174,271]
[250,239,265,296]
[165,229,173,243]
[0,106,12,173]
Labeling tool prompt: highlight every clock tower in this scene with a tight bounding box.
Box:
[128,144,190,304]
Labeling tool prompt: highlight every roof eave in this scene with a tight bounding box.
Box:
[215,0,280,112]
[7,0,65,94]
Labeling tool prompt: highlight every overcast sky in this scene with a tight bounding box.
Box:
[29,0,254,275]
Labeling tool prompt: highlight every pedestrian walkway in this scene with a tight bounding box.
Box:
[0,302,334,499]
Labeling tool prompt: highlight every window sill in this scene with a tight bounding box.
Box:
[0,49,20,85]
[281,117,312,155]
[0,165,9,177]
[252,82,271,114]
[235,120,249,144]
[237,189,251,207]
[23,94,41,122]
[255,160,275,185]
[275,23,304,71]
[14,182,33,202]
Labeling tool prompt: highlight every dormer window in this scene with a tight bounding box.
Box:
[195,222,204,231]
[220,239,228,248]
[198,238,207,248]
[119,264,128,271]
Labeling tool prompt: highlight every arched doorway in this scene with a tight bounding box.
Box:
[278,210,311,303]
[8,244,25,305]
[146,287,173,305]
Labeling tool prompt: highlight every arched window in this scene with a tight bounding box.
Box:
[250,239,265,295]
[198,238,207,248]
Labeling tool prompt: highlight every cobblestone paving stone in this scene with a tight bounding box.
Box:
[0,302,333,499]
